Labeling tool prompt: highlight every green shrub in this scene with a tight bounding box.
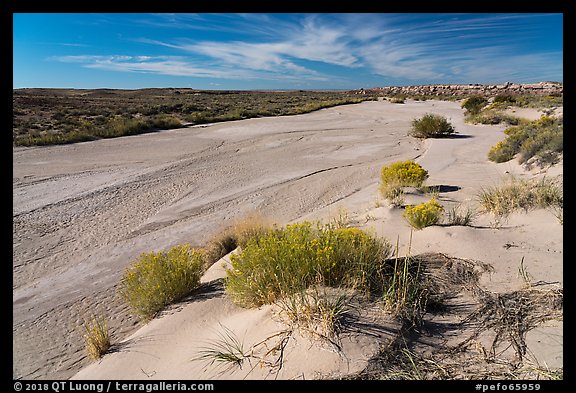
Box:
[487,116,563,166]
[461,95,488,115]
[224,222,392,307]
[379,161,429,203]
[409,114,455,138]
[487,140,517,163]
[149,114,183,129]
[493,94,517,105]
[118,244,205,320]
[403,198,444,230]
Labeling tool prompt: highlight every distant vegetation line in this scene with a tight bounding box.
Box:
[13,89,377,146]
[13,86,563,147]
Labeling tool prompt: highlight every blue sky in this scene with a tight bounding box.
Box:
[13,13,563,89]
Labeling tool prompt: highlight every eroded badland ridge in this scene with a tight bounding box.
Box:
[355,81,562,96]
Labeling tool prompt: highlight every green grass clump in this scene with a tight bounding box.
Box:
[379,161,429,205]
[119,244,205,320]
[403,198,444,230]
[487,116,563,167]
[493,93,517,105]
[409,114,455,138]
[224,222,392,307]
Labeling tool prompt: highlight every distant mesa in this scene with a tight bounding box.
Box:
[353,81,562,97]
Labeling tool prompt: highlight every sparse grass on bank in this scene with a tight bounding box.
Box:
[465,109,522,126]
[14,114,184,146]
[202,214,273,267]
[463,93,562,126]
[487,116,563,167]
[478,176,563,225]
[118,244,205,320]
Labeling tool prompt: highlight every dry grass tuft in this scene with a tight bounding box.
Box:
[82,313,111,361]
[459,287,563,363]
[478,176,562,225]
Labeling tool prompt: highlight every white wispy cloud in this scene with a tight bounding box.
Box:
[48,13,562,84]
[50,54,328,82]
[51,55,254,79]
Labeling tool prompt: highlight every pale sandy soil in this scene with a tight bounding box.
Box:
[503,105,563,121]
[13,99,562,380]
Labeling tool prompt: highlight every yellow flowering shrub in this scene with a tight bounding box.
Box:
[118,244,204,320]
[225,222,392,307]
[379,160,429,202]
[403,198,444,230]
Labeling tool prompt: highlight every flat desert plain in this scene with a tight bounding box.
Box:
[13,99,562,380]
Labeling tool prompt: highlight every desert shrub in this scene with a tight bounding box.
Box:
[461,95,488,115]
[389,95,406,104]
[487,116,563,166]
[149,114,183,129]
[380,161,429,203]
[225,222,392,307]
[403,198,444,230]
[487,140,517,163]
[478,176,563,223]
[409,114,455,138]
[493,94,517,105]
[108,117,151,136]
[119,244,205,320]
[232,214,273,249]
[14,130,97,146]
